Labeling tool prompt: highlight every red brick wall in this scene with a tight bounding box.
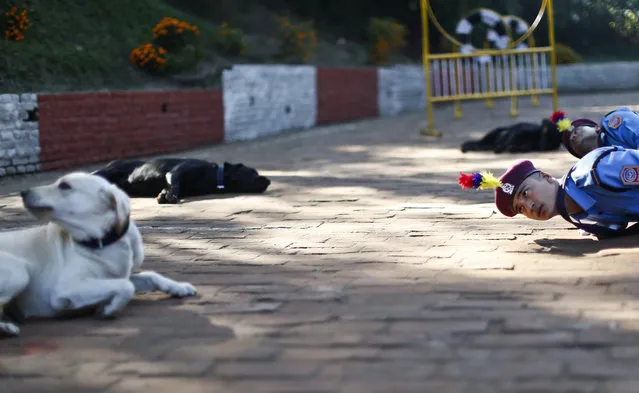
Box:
[316,67,379,125]
[38,90,224,171]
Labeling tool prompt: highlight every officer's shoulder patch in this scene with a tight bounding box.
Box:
[608,114,623,129]
[621,166,639,185]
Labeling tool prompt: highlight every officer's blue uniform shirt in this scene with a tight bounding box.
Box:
[562,146,639,229]
[598,107,639,149]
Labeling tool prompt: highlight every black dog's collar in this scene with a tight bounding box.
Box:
[217,163,225,190]
[76,218,130,249]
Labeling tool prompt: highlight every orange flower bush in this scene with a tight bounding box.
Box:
[152,16,199,52]
[216,21,246,56]
[1,5,31,41]
[371,39,390,66]
[275,16,317,63]
[130,43,167,73]
[368,18,407,65]
[131,16,204,75]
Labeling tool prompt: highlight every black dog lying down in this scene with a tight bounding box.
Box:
[461,118,560,153]
[92,158,271,204]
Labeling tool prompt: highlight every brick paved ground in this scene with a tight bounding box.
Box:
[2,92,639,393]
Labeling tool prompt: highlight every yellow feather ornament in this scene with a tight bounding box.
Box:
[556,118,572,132]
[478,171,503,189]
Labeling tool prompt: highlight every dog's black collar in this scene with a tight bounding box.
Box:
[76,218,130,249]
[216,163,225,190]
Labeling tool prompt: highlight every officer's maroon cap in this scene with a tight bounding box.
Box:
[458,160,540,217]
[495,160,540,217]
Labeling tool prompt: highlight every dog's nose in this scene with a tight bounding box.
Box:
[20,190,31,199]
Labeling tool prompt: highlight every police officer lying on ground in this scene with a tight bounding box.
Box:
[459,145,639,239]
[552,107,639,159]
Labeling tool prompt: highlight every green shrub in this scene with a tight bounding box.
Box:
[215,22,246,56]
[367,17,407,65]
[163,44,204,74]
[274,15,317,64]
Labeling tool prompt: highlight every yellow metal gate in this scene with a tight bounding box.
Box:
[419,0,559,136]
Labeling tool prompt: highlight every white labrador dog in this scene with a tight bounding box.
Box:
[0,172,196,337]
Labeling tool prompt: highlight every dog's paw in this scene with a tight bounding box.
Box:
[0,321,20,337]
[167,282,197,298]
[98,300,126,319]
[156,190,169,204]
[99,285,135,318]
[157,190,180,204]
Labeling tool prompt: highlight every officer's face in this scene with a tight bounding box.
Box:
[569,125,599,158]
[511,172,560,221]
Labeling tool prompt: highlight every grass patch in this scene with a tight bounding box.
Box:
[0,0,219,93]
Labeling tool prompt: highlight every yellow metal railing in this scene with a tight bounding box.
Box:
[419,0,558,137]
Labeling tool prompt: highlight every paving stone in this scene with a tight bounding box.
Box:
[497,381,599,393]
[109,378,231,393]
[470,332,576,347]
[109,361,213,377]
[600,381,639,393]
[568,360,639,378]
[281,347,380,361]
[440,360,564,379]
[215,360,321,379]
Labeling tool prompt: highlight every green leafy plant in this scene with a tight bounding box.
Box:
[215,21,246,56]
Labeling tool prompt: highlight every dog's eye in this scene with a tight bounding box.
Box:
[58,181,72,190]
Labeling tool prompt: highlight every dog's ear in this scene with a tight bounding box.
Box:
[224,162,243,171]
[104,184,131,234]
